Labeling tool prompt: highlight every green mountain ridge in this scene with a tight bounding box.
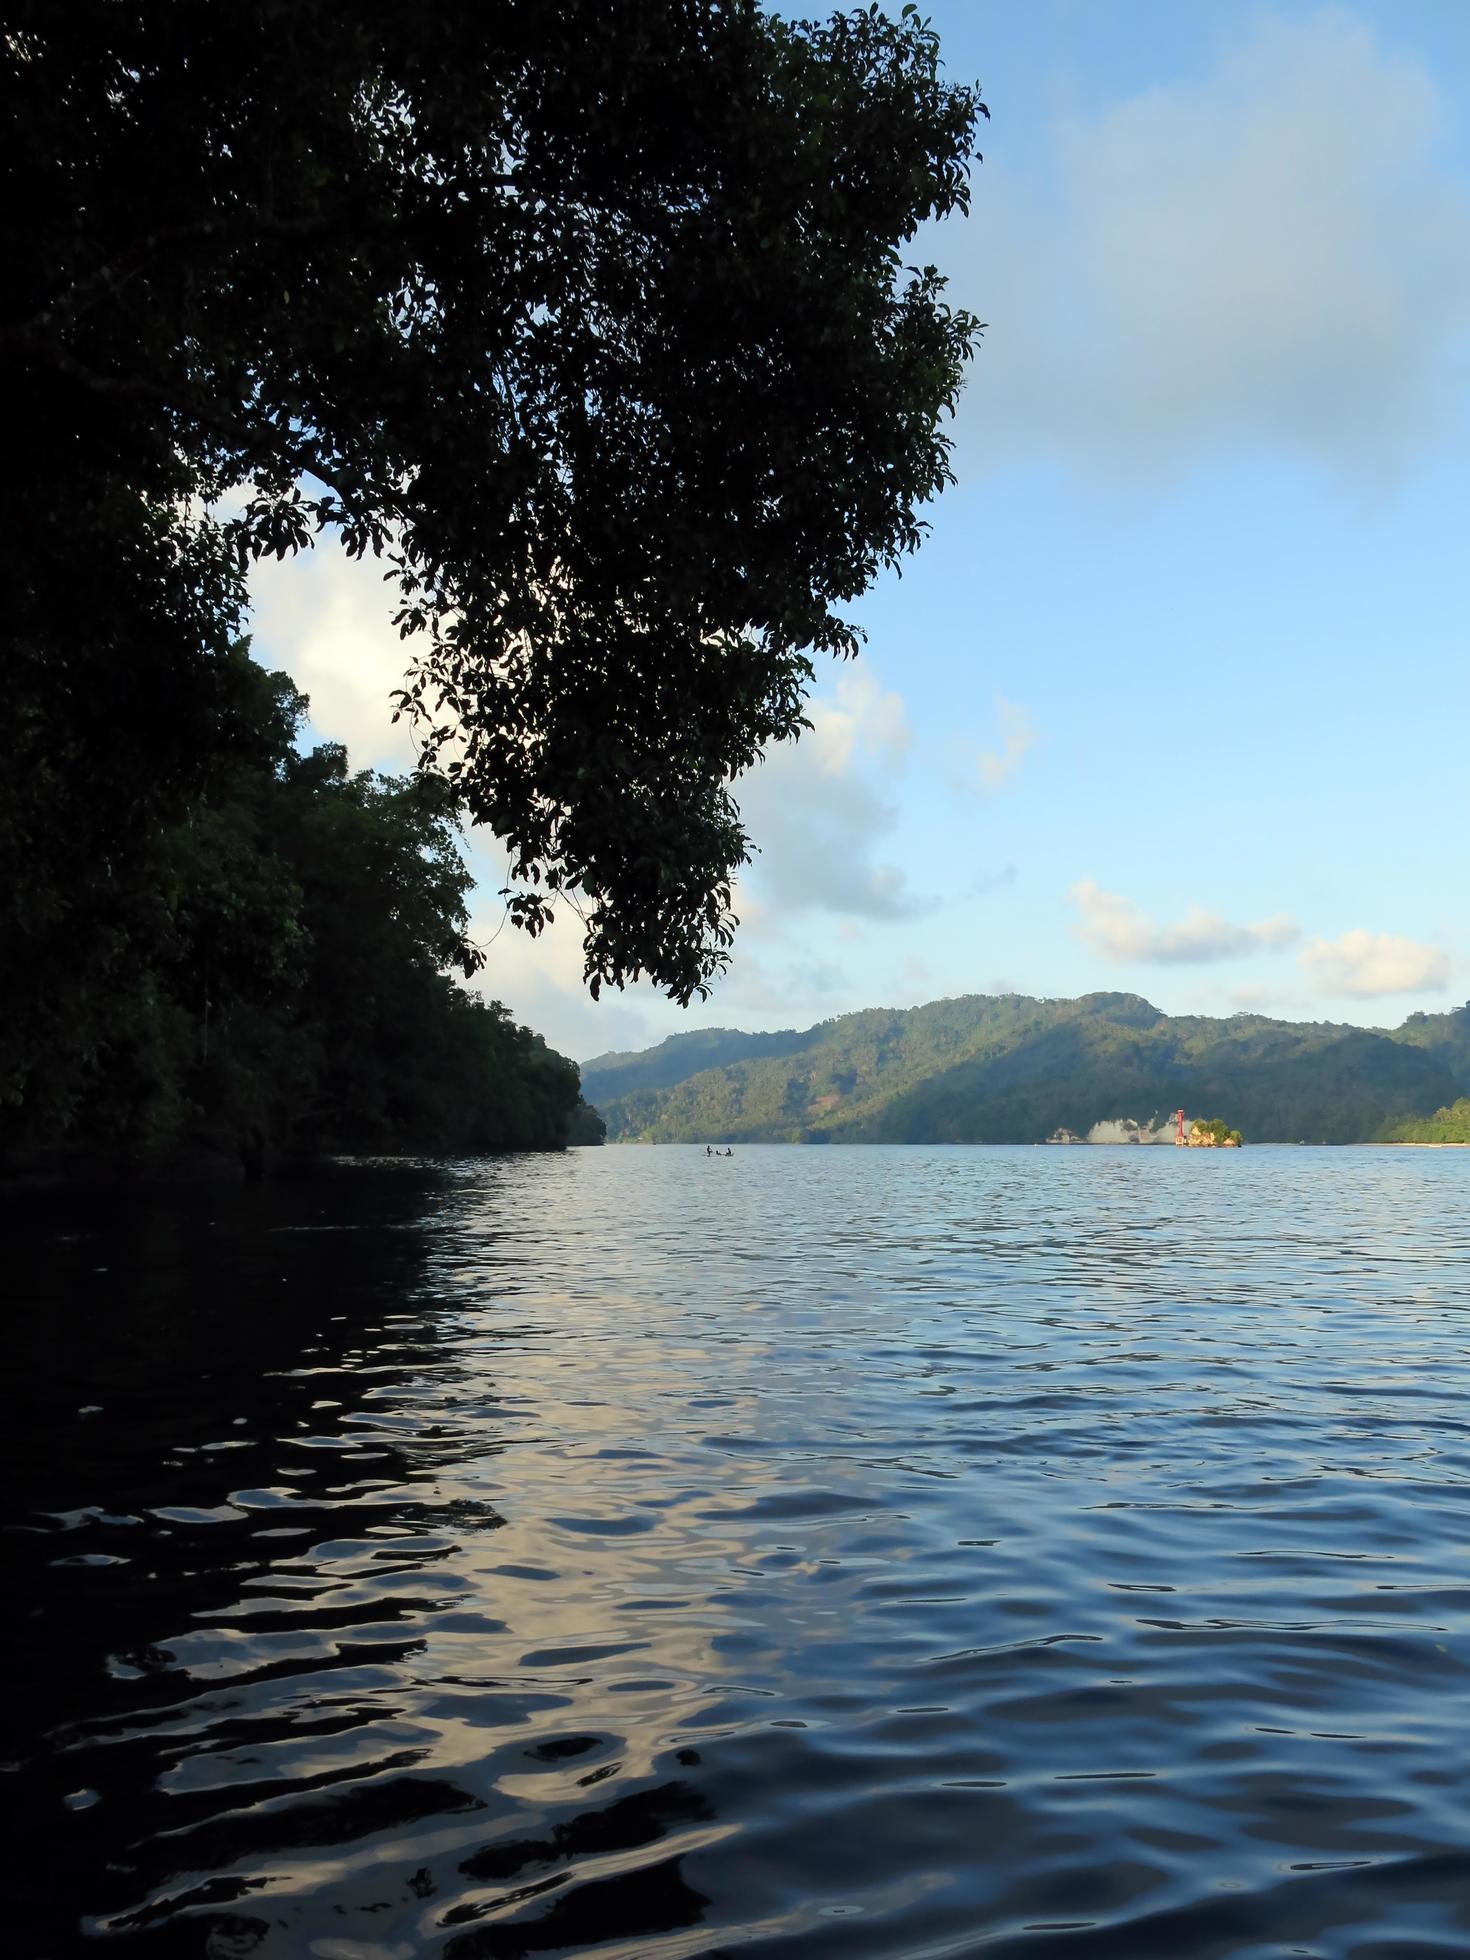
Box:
[582,993,1470,1145]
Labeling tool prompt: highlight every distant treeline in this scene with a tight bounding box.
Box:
[1384,1100,1470,1145]
[583,992,1470,1146]
[1,644,602,1173]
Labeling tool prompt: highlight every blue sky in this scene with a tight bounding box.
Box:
[249,2,1469,1060]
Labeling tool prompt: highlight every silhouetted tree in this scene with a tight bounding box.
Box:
[3,1,984,1026]
[1,647,596,1166]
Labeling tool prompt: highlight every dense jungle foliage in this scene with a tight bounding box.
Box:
[1,646,602,1170]
[1389,1008,1470,1086]
[583,993,1470,1145]
[2,2,982,1170]
[3,1,982,1010]
[1383,1100,1470,1145]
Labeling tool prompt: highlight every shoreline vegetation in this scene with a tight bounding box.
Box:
[1182,1116,1244,1149]
[1380,1098,1470,1146]
[2,648,603,1179]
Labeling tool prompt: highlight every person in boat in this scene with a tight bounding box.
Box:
[725,1147,733,1157]
[705,1145,712,1157]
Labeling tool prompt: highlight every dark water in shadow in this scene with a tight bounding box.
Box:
[4,1145,1470,1959]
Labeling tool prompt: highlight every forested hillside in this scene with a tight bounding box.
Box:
[1389,1009,1470,1086]
[1384,1100,1470,1145]
[582,1027,814,1101]
[2,647,602,1172]
[584,993,1470,1145]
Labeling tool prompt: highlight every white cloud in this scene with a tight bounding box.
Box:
[966,697,1036,794]
[804,667,910,776]
[962,12,1470,478]
[1071,880,1299,964]
[248,543,417,768]
[1301,928,1450,997]
[737,663,928,922]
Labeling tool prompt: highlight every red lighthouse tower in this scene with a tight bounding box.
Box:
[1174,1108,1186,1146]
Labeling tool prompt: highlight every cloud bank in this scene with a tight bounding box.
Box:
[248,543,417,768]
[737,667,928,922]
[1071,880,1299,964]
[1301,928,1450,997]
[965,11,1470,479]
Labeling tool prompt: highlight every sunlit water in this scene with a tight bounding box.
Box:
[5,1145,1470,1959]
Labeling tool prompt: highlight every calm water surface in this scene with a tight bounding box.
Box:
[5,1146,1470,1959]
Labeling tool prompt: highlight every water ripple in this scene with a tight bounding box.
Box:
[3,1145,1469,1956]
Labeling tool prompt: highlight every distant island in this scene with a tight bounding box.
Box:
[581,993,1470,1146]
[1045,1112,1242,1146]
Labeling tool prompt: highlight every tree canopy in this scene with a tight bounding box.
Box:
[4,0,984,1011]
[1,642,601,1169]
[1384,1099,1470,1146]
